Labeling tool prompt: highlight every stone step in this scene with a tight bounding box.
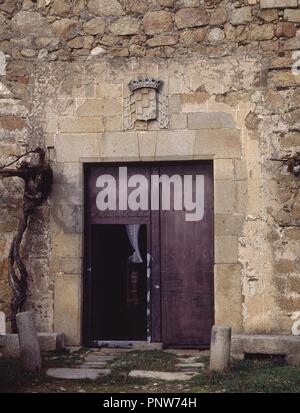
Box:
[46,368,111,380]
[128,370,197,382]
[81,362,108,368]
[176,362,205,369]
[177,357,200,363]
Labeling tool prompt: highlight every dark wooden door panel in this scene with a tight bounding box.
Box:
[160,163,214,347]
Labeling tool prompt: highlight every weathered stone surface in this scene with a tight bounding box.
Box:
[271,71,300,87]
[11,11,52,36]
[209,7,227,26]
[214,265,242,331]
[51,18,81,39]
[129,370,196,381]
[76,99,122,117]
[250,24,274,41]
[175,8,208,29]
[188,112,235,129]
[209,326,231,372]
[147,35,178,47]
[284,9,300,23]
[87,0,124,16]
[47,368,111,379]
[83,17,105,35]
[50,0,70,16]
[0,312,5,334]
[284,36,300,50]
[276,22,296,38]
[68,36,94,49]
[208,28,225,42]
[157,0,174,6]
[0,51,6,76]
[54,274,82,345]
[231,334,300,358]
[90,46,106,56]
[58,117,104,133]
[195,129,241,159]
[109,17,141,36]
[230,7,252,26]
[16,312,42,373]
[0,116,27,130]
[258,9,278,22]
[260,0,297,8]
[143,11,173,35]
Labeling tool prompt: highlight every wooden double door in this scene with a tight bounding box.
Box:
[84,162,214,348]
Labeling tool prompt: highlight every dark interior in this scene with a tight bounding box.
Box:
[91,224,147,341]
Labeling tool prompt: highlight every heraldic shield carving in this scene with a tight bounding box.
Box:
[124,77,169,130]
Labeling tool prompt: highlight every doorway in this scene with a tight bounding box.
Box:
[84,162,214,348]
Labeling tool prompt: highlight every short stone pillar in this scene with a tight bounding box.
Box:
[209,325,231,372]
[0,312,5,334]
[16,311,42,373]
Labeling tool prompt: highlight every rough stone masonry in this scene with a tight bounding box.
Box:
[0,0,300,345]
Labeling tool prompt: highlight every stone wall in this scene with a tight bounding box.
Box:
[0,0,300,342]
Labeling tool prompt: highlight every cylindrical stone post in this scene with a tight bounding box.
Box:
[16,311,42,373]
[209,325,231,372]
[0,311,5,334]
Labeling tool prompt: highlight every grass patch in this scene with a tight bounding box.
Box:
[190,358,300,393]
[110,350,178,374]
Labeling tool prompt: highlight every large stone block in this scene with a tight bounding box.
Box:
[101,132,139,158]
[95,82,122,98]
[54,275,82,345]
[175,8,209,29]
[51,234,82,258]
[83,17,105,35]
[188,112,236,129]
[215,214,245,236]
[260,0,297,8]
[194,129,242,159]
[11,11,52,36]
[214,159,234,180]
[215,236,239,264]
[138,131,157,159]
[271,71,300,87]
[76,99,122,117]
[215,264,243,332]
[231,334,300,362]
[156,130,196,158]
[58,117,105,133]
[55,133,100,162]
[143,11,173,35]
[109,17,141,35]
[214,180,235,214]
[284,9,300,22]
[230,7,252,26]
[87,0,124,16]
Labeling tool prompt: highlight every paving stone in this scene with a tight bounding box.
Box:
[128,370,196,381]
[81,362,108,368]
[177,357,201,363]
[176,363,205,369]
[46,368,111,380]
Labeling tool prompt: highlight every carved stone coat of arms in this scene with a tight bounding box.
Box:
[124,77,169,130]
